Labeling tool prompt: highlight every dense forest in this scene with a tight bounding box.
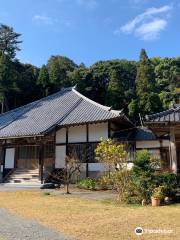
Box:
[0,24,179,124]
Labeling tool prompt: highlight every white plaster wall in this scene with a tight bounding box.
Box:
[56,128,66,144]
[5,148,15,169]
[89,122,108,142]
[162,140,170,147]
[55,145,66,168]
[88,163,107,172]
[68,125,86,143]
[136,140,160,149]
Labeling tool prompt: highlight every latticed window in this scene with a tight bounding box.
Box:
[19,145,39,160]
[44,141,54,158]
[67,143,98,163]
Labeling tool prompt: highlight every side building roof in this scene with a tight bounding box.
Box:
[0,87,132,139]
[112,127,157,141]
[146,104,180,124]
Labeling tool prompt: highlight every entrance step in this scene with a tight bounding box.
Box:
[4,169,41,184]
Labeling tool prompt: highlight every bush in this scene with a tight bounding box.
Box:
[152,186,165,200]
[154,172,178,199]
[121,176,142,204]
[77,178,96,190]
[97,173,114,190]
[132,150,158,203]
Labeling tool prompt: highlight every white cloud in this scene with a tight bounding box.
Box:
[76,0,97,9]
[135,18,167,40]
[115,5,172,40]
[32,15,54,25]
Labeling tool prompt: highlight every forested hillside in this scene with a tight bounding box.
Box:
[0,24,179,124]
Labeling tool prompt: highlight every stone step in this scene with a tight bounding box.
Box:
[10,174,39,178]
[7,179,41,183]
[5,168,41,184]
[14,170,39,174]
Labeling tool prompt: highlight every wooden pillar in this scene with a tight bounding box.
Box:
[39,143,44,184]
[169,127,177,173]
[86,124,89,177]
[66,127,68,155]
[108,121,111,138]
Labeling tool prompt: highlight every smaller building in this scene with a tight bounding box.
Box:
[146,104,180,173]
[113,126,170,169]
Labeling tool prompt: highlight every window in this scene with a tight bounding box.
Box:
[44,141,54,159]
[67,143,98,163]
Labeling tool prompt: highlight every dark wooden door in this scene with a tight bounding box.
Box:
[17,146,39,169]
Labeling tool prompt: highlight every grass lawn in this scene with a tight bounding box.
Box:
[0,191,179,240]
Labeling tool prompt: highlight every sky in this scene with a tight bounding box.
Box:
[0,0,179,67]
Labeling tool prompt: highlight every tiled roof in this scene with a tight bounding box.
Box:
[112,127,157,141]
[0,87,131,139]
[146,104,180,123]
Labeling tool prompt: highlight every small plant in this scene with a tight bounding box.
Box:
[98,173,114,190]
[152,186,165,200]
[43,192,51,196]
[78,178,96,190]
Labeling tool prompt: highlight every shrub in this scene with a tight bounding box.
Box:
[78,178,96,190]
[121,175,142,204]
[154,172,178,198]
[132,150,159,203]
[152,186,165,200]
[43,192,51,196]
[97,173,114,190]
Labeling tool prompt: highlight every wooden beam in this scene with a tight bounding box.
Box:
[39,143,44,184]
[169,127,177,173]
[66,127,68,155]
[108,121,111,138]
[86,124,89,177]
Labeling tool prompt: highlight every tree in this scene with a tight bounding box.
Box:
[132,150,160,203]
[0,53,14,112]
[136,49,162,116]
[37,65,50,97]
[95,138,127,174]
[0,24,22,59]
[68,64,92,97]
[106,69,124,109]
[65,155,81,194]
[47,55,77,92]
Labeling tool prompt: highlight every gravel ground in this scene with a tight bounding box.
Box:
[0,208,71,240]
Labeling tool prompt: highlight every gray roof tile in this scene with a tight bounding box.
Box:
[0,87,130,139]
[146,104,180,123]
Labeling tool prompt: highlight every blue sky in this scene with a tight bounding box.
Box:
[1,0,179,67]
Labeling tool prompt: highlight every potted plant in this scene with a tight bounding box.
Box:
[151,186,164,207]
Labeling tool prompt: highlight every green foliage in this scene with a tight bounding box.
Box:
[132,150,160,202]
[97,173,114,190]
[154,172,178,198]
[152,186,165,200]
[37,65,50,96]
[95,138,127,172]
[43,192,51,196]
[0,24,22,59]
[47,55,77,91]
[77,177,96,190]
[0,23,178,122]
[136,49,162,115]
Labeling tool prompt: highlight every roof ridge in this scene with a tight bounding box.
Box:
[0,87,72,118]
[72,88,122,115]
[146,107,175,120]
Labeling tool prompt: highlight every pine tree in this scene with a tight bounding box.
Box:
[106,69,123,109]
[0,53,13,112]
[37,65,50,96]
[0,24,22,59]
[136,49,161,116]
